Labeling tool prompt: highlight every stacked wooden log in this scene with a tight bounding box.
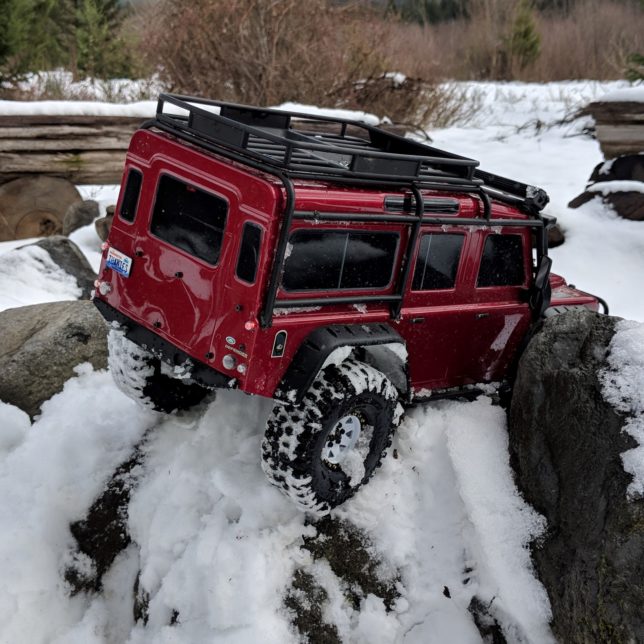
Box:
[571,93,644,220]
[0,115,143,184]
[583,98,644,159]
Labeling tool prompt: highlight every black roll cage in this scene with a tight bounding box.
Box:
[142,94,553,328]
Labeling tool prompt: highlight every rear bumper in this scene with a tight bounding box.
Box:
[94,297,233,390]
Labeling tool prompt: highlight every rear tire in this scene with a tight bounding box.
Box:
[261,359,403,515]
[107,329,210,413]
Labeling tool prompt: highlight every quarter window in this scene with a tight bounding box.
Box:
[282,230,399,291]
[119,168,142,223]
[477,234,525,287]
[412,233,464,291]
[236,222,262,284]
[150,175,228,265]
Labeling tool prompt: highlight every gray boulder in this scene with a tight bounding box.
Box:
[509,309,644,643]
[94,205,115,242]
[63,199,100,236]
[19,236,96,298]
[0,301,108,418]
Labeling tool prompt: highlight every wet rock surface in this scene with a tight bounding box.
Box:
[509,309,644,644]
[0,300,108,418]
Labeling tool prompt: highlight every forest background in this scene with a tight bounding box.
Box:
[0,0,642,127]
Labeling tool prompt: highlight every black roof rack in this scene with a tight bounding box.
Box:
[146,94,549,213]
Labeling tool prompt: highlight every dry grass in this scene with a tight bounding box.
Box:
[381,0,643,81]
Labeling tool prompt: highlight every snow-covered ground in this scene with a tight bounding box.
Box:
[0,81,642,644]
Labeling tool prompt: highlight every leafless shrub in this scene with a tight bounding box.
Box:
[136,0,387,106]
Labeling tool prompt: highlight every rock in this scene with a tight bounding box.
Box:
[568,189,644,220]
[589,154,644,184]
[509,309,644,644]
[62,199,100,236]
[66,438,147,595]
[19,236,97,298]
[547,223,565,248]
[602,191,644,221]
[568,154,644,219]
[0,176,81,242]
[94,205,115,242]
[0,301,108,418]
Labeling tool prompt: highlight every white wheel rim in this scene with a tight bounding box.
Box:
[322,414,362,466]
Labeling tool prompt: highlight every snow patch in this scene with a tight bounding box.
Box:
[600,320,644,499]
[0,245,81,312]
[586,180,644,195]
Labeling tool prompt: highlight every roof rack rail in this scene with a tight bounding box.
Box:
[147,93,548,213]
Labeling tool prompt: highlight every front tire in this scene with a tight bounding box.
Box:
[261,359,403,515]
[107,329,210,413]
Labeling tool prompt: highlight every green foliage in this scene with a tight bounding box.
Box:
[395,0,468,24]
[625,53,644,81]
[0,0,134,80]
[503,0,541,73]
[75,0,133,78]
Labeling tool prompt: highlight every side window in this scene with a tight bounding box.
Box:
[282,230,398,291]
[412,233,464,291]
[236,222,262,284]
[150,175,228,265]
[477,234,525,287]
[119,168,142,223]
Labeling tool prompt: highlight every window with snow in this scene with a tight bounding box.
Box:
[477,234,525,287]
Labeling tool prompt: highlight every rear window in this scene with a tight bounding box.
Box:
[119,168,142,223]
[282,230,399,292]
[412,233,464,291]
[477,234,525,287]
[150,175,228,265]
[236,222,262,284]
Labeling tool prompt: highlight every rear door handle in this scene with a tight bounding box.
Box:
[476,312,490,319]
[411,317,425,324]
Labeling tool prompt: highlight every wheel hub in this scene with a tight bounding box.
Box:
[322,414,362,466]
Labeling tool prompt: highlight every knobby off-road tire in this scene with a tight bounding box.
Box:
[261,359,403,516]
[107,329,210,413]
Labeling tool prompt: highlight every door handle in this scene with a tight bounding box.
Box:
[411,317,425,324]
[476,312,490,319]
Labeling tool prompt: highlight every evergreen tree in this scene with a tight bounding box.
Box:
[74,0,132,78]
[397,0,468,24]
[503,0,541,73]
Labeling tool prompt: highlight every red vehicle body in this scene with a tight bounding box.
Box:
[93,95,602,514]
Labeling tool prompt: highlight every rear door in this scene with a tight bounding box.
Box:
[120,167,234,359]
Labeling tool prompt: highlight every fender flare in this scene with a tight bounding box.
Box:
[274,323,406,403]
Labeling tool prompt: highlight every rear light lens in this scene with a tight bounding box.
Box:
[244,320,258,331]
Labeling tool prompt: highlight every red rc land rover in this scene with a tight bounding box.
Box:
[93,95,605,515]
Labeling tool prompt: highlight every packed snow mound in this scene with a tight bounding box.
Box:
[598,86,644,103]
[0,244,81,311]
[601,320,644,499]
[0,365,552,643]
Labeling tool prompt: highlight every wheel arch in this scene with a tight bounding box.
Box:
[273,323,408,403]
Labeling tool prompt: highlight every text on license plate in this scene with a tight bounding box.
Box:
[106,247,133,277]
